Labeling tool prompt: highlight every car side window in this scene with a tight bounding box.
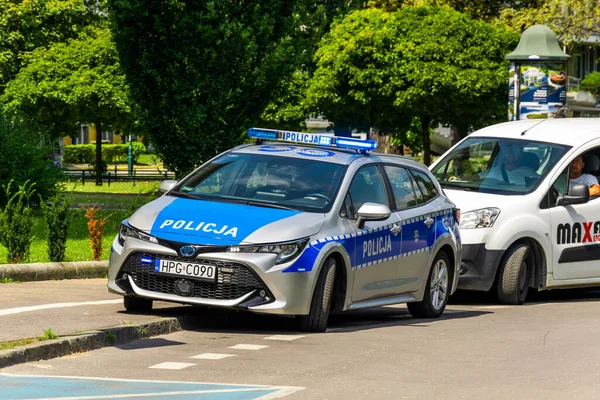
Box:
[410,170,439,203]
[340,165,388,219]
[383,165,421,210]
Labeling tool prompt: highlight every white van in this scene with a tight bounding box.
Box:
[429,119,600,304]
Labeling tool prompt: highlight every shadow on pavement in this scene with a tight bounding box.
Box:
[449,287,600,306]
[127,303,490,336]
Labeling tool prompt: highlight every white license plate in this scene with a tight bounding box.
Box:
[154,259,216,281]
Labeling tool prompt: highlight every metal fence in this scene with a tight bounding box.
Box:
[64,166,176,186]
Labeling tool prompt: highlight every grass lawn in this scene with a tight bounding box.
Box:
[0,209,130,264]
[63,181,160,209]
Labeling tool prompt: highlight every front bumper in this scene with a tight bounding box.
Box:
[458,243,504,292]
[108,236,318,315]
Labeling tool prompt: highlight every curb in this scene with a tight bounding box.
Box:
[0,318,182,369]
[0,261,108,282]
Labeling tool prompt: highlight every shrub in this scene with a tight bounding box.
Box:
[40,190,73,262]
[63,143,147,164]
[0,113,62,206]
[85,206,112,261]
[0,180,36,263]
[581,72,600,98]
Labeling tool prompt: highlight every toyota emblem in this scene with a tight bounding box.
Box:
[179,245,195,257]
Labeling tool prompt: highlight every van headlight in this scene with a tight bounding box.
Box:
[459,208,500,229]
[227,238,309,264]
[118,223,159,245]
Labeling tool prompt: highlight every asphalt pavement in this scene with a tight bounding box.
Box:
[3,279,600,399]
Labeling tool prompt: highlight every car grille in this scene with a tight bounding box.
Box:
[119,253,266,300]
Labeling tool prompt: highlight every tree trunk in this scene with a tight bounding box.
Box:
[95,120,103,186]
[371,128,401,154]
[422,116,431,166]
[450,124,468,146]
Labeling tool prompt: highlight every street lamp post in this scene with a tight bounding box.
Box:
[128,134,133,176]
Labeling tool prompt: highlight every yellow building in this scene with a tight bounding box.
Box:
[63,124,143,145]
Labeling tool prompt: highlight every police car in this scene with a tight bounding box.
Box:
[108,128,461,332]
[430,118,600,305]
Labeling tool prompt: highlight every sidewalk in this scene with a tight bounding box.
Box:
[0,279,195,368]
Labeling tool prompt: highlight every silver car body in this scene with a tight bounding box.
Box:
[108,139,461,316]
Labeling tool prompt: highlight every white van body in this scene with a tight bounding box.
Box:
[429,119,600,304]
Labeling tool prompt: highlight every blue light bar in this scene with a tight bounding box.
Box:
[247,128,377,152]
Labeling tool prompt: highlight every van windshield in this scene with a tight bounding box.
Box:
[431,137,570,195]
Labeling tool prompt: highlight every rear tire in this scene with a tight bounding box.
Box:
[408,251,451,318]
[123,296,153,313]
[497,244,530,305]
[297,257,336,333]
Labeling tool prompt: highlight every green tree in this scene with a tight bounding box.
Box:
[0,110,61,205]
[0,0,103,93]
[109,0,361,176]
[2,28,134,185]
[499,0,599,50]
[367,0,539,20]
[306,6,518,165]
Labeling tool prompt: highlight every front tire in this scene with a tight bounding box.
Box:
[497,244,531,305]
[123,296,153,313]
[408,251,451,318]
[297,257,336,333]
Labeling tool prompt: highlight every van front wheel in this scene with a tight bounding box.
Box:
[497,244,531,305]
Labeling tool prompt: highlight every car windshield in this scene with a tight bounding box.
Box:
[171,152,347,212]
[431,137,570,195]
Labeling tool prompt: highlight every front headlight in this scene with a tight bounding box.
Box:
[118,223,159,245]
[226,238,309,264]
[459,208,500,229]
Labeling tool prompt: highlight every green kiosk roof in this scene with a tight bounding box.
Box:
[506,24,571,62]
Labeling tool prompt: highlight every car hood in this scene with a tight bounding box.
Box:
[442,188,520,213]
[128,196,325,246]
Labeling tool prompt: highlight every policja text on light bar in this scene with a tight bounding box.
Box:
[247,128,377,152]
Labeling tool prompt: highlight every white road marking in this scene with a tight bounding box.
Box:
[23,388,285,399]
[0,299,122,316]
[0,373,305,399]
[190,353,236,360]
[263,335,305,342]
[148,362,196,370]
[229,344,270,351]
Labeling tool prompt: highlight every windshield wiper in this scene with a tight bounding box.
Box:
[245,201,296,211]
[168,191,201,199]
[440,182,477,192]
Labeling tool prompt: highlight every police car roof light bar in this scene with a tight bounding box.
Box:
[248,128,377,153]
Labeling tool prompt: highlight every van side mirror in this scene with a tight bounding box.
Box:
[356,203,391,229]
[158,180,178,194]
[556,183,589,206]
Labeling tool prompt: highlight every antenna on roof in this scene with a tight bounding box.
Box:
[520,117,549,136]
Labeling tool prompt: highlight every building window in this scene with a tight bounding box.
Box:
[102,131,114,143]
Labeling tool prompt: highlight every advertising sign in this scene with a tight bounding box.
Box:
[508,62,567,120]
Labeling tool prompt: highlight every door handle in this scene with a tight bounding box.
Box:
[424,218,435,228]
[390,224,402,234]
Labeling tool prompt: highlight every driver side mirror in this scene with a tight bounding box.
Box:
[556,183,589,206]
[356,203,391,229]
[158,180,178,194]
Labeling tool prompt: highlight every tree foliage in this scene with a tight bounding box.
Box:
[2,28,133,184]
[367,0,540,20]
[109,0,361,176]
[306,6,518,164]
[499,0,600,50]
[0,0,103,92]
[0,111,62,205]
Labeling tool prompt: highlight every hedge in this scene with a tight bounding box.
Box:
[63,143,146,164]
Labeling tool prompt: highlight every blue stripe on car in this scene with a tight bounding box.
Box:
[150,198,300,245]
[284,210,454,273]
